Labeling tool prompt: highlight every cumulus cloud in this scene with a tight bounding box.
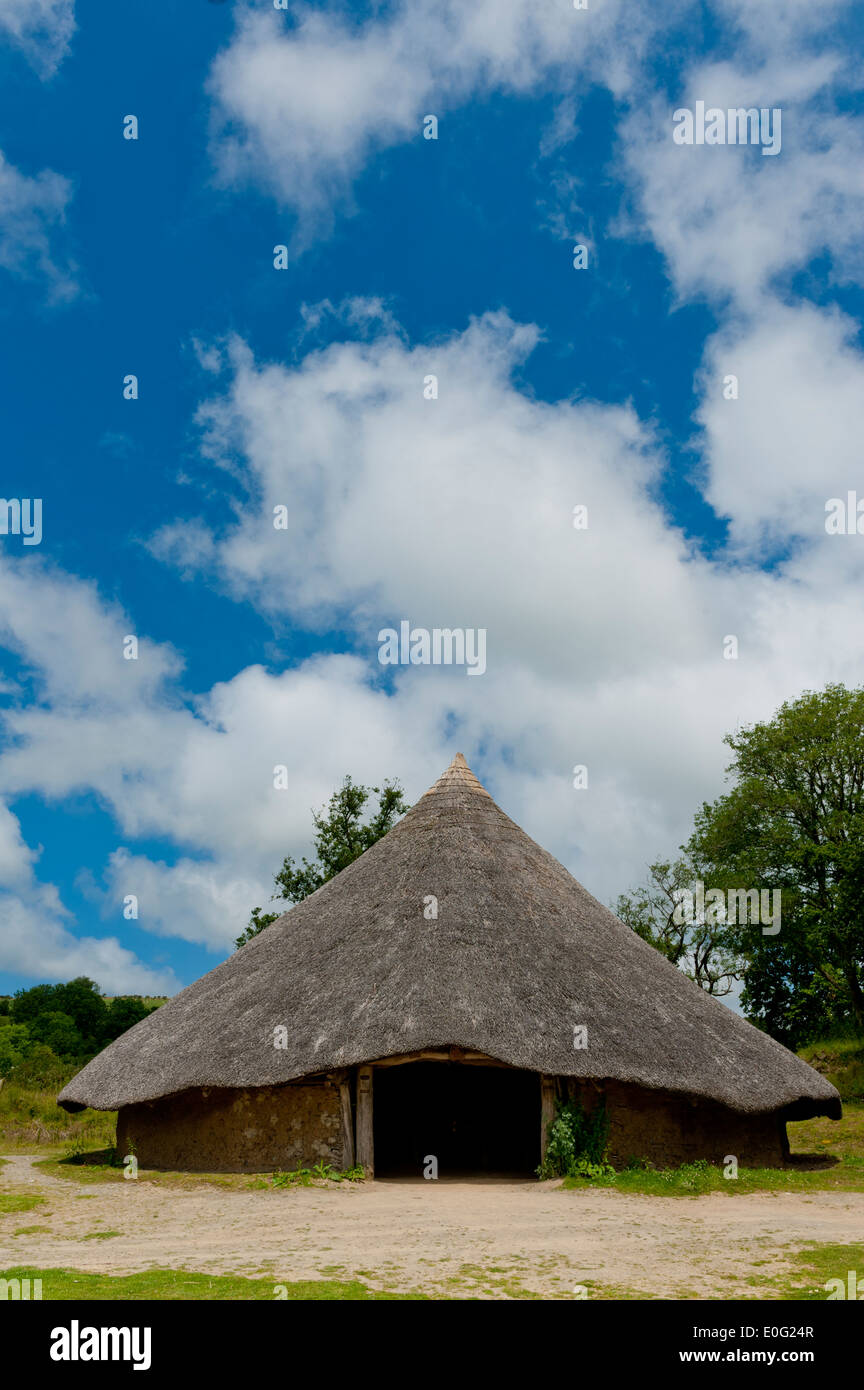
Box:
[208,0,862,277]
[0,796,176,993]
[3,0,863,986]
[0,557,453,956]
[696,300,864,552]
[618,58,864,311]
[0,150,79,302]
[5,286,864,973]
[81,850,267,953]
[0,0,76,78]
[207,0,661,241]
[151,311,699,669]
[138,306,864,915]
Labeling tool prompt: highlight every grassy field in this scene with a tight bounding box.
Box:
[0,1266,425,1300]
[799,1037,864,1100]
[4,1243,862,1300]
[0,1073,115,1154]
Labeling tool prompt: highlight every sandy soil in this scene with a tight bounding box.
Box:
[2,1154,863,1299]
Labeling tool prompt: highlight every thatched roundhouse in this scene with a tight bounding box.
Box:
[59,755,840,1175]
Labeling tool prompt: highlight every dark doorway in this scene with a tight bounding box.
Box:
[373,1062,539,1178]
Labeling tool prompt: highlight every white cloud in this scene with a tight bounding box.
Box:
[208,0,862,280]
[82,850,267,952]
[151,312,688,671]
[0,0,76,78]
[696,300,864,551]
[618,49,864,310]
[207,0,661,241]
[4,294,864,972]
[0,893,178,994]
[0,797,176,993]
[0,799,38,888]
[3,3,863,987]
[136,306,864,919]
[0,150,79,302]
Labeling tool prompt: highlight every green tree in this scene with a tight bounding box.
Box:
[27,1010,83,1060]
[615,857,739,996]
[684,684,864,1045]
[0,1022,29,1078]
[12,977,107,1052]
[52,978,107,1049]
[12,1042,66,1089]
[102,996,153,1043]
[236,775,409,949]
[10,983,57,1026]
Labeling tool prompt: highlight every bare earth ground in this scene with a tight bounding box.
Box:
[3,1154,863,1299]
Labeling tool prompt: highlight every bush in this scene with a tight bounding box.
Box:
[0,1023,29,1078]
[12,978,106,1054]
[537,1097,613,1179]
[103,996,151,1042]
[9,1043,68,1090]
[27,1010,83,1061]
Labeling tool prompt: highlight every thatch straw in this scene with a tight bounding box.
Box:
[59,755,840,1118]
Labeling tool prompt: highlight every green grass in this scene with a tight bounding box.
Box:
[554,1099,864,1196]
[798,1037,864,1102]
[0,1191,46,1215]
[0,1266,426,1300]
[33,1153,292,1190]
[763,1243,864,1300]
[0,1078,115,1154]
[34,1152,366,1191]
[251,1163,365,1188]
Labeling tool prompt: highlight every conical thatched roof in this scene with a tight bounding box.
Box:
[59,754,840,1118]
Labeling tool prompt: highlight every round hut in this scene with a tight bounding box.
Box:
[58,754,841,1175]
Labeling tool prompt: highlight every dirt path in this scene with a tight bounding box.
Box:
[2,1154,863,1299]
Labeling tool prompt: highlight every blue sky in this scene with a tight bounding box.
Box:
[1,0,864,996]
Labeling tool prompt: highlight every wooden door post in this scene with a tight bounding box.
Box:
[356,1066,374,1177]
[540,1075,556,1163]
[332,1071,354,1170]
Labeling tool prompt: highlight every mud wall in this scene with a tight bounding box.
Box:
[116,1069,790,1175]
[566,1078,788,1168]
[116,1077,344,1173]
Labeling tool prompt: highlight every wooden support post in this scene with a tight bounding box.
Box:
[332,1071,354,1170]
[540,1075,556,1163]
[356,1066,374,1177]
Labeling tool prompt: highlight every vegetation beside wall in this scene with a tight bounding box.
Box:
[538,1098,611,1180]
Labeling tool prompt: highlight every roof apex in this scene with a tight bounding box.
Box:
[421,752,493,801]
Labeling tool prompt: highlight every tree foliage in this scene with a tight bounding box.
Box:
[236,775,409,949]
[619,684,864,1047]
[615,858,738,996]
[685,684,864,1045]
[6,977,161,1066]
